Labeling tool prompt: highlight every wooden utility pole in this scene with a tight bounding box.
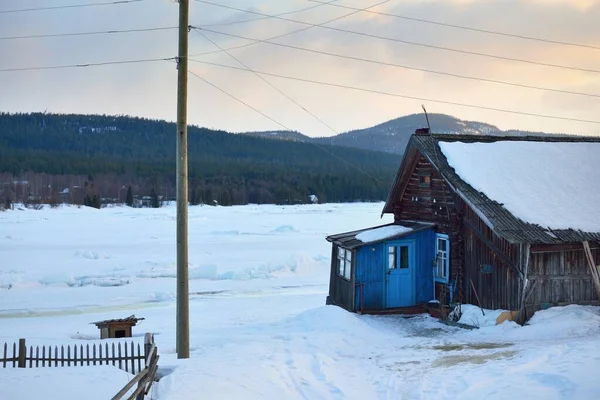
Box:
[176,0,190,359]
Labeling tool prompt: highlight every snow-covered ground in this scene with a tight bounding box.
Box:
[1,203,599,399]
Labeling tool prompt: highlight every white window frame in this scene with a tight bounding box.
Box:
[337,247,352,280]
[435,234,450,283]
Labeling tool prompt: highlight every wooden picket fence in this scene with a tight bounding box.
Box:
[1,333,159,399]
[1,335,150,374]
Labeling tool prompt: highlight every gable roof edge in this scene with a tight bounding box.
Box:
[381,136,421,217]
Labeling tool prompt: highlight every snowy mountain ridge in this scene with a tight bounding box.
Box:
[240,113,573,155]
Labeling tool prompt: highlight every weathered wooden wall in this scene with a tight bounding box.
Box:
[462,204,521,310]
[328,244,355,312]
[528,245,600,306]
[393,154,463,303]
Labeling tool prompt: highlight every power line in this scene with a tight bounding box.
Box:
[192,2,394,136]
[187,59,600,126]
[0,0,144,14]
[0,27,176,41]
[190,0,391,58]
[195,0,339,28]
[191,28,600,99]
[188,69,292,131]
[193,0,600,75]
[188,69,380,182]
[194,29,340,134]
[307,0,600,51]
[0,56,174,73]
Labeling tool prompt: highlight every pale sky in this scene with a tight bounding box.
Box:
[1,0,600,137]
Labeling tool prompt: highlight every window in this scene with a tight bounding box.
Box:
[400,246,409,269]
[389,245,409,269]
[419,174,431,188]
[337,247,352,280]
[435,234,450,282]
[388,246,396,269]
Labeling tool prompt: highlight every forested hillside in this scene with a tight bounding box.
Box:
[0,113,400,206]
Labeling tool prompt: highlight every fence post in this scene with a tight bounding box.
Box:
[143,333,153,366]
[136,333,154,400]
[18,339,26,368]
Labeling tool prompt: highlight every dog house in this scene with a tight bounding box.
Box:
[91,315,144,339]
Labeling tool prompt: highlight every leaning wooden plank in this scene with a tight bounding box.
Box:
[111,368,148,400]
[144,355,161,395]
[145,344,156,367]
[583,241,600,298]
[126,381,147,400]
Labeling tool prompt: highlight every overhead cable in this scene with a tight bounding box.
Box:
[188,59,600,125]
[307,0,600,51]
[193,0,600,74]
[0,0,144,14]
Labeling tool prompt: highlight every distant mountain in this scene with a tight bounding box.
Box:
[312,113,502,154]
[240,113,566,155]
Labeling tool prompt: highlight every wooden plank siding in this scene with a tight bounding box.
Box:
[353,227,437,312]
[528,247,600,307]
[393,155,464,304]
[391,153,522,310]
[461,204,521,310]
[328,245,355,311]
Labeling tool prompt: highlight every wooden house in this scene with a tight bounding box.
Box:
[326,130,600,317]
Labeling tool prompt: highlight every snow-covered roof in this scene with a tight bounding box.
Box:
[382,134,600,244]
[326,221,435,249]
[356,225,412,243]
[439,141,600,233]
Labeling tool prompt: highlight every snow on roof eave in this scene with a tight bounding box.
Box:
[325,223,397,242]
[452,187,495,231]
[355,229,413,245]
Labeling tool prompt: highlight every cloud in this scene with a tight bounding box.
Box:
[1,0,599,137]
